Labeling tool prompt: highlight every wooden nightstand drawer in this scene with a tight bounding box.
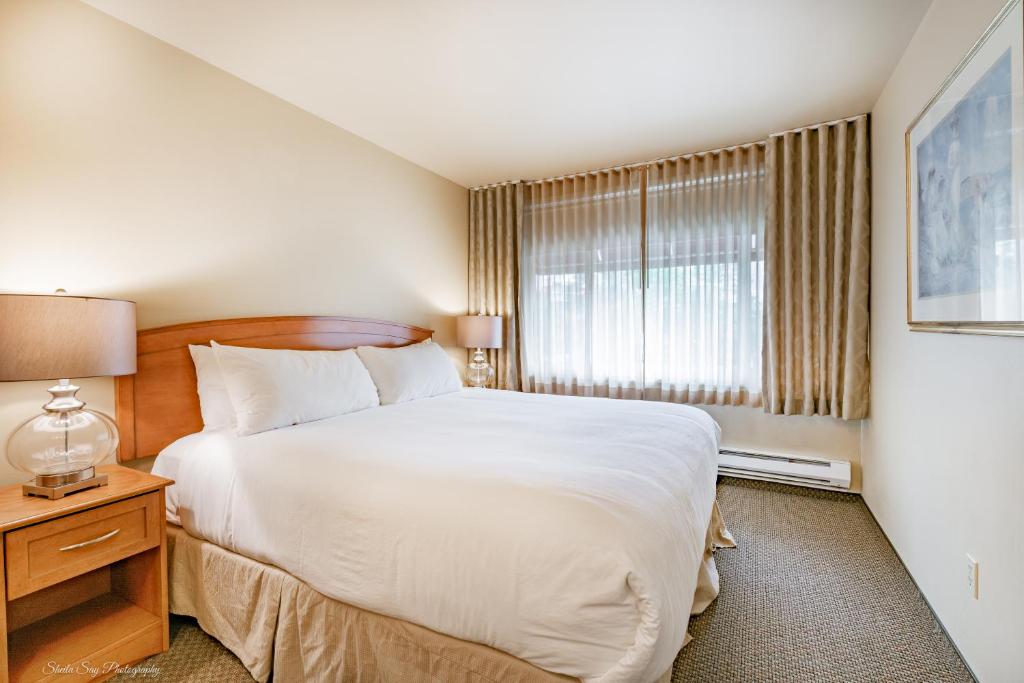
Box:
[4,492,162,600]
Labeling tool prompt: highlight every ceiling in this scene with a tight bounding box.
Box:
[83,0,931,188]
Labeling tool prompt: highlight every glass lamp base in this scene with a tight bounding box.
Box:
[5,380,120,497]
[465,349,495,388]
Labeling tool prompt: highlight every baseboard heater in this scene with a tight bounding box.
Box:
[718,448,851,491]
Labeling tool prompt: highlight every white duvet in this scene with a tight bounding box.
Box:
[153,388,722,683]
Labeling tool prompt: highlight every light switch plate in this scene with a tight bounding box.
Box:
[966,554,979,599]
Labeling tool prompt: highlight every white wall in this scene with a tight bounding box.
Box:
[865,0,1024,679]
[0,0,468,486]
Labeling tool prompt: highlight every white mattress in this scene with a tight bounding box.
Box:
[153,388,721,683]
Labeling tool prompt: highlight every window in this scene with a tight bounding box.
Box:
[520,168,644,398]
[644,149,765,405]
[519,145,765,405]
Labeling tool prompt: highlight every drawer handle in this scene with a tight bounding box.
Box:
[59,528,120,552]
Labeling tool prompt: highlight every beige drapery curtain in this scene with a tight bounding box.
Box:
[645,144,766,406]
[468,182,523,391]
[762,115,871,419]
[519,169,645,398]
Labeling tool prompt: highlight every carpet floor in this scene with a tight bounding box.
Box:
[672,478,973,682]
[116,477,974,682]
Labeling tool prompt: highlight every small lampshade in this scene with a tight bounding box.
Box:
[0,294,137,381]
[456,315,503,349]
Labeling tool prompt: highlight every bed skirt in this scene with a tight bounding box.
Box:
[166,504,733,683]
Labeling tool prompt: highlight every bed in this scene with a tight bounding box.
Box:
[114,316,732,683]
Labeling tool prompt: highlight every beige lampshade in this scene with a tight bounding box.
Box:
[456,315,503,349]
[0,294,137,381]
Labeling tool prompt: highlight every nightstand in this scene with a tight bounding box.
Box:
[0,465,172,682]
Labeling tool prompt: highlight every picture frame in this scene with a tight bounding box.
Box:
[905,0,1024,336]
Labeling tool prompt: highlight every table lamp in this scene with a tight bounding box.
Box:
[456,315,502,388]
[0,293,136,499]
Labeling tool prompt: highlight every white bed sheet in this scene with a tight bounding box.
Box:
[153,388,721,683]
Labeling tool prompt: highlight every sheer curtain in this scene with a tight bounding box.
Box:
[519,169,644,398]
[645,144,766,405]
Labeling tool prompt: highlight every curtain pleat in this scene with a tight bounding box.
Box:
[468,182,523,391]
[519,169,644,398]
[645,144,766,405]
[763,115,870,419]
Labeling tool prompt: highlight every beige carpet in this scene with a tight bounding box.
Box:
[116,478,973,682]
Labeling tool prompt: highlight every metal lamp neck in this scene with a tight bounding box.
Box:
[43,379,85,413]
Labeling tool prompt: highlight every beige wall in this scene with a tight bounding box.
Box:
[865,0,1024,679]
[0,0,468,485]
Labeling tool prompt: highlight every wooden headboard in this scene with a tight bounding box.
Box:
[114,316,433,461]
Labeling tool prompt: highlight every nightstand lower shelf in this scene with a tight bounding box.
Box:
[8,593,162,683]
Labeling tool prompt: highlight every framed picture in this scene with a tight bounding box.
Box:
[906,0,1024,335]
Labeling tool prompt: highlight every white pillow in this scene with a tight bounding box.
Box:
[356,340,462,405]
[211,342,380,436]
[188,344,235,431]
